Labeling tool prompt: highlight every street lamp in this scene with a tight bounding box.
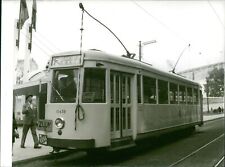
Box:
[138,40,157,61]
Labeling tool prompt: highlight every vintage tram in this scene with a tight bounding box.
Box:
[13,49,203,151]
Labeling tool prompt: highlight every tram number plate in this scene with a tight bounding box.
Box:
[39,134,47,145]
[38,120,53,132]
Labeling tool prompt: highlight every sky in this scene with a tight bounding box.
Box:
[1,0,225,165]
[2,0,225,72]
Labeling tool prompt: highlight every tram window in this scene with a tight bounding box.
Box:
[179,85,186,104]
[110,74,114,103]
[169,83,178,104]
[82,68,106,103]
[111,108,114,131]
[143,76,156,104]
[193,88,198,104]
[158,80,168,104]
[187,87,193,104]
[137,75,141,103]
[51,69,78,103]
[127,77,131,103]
[122,77,126,103]
[116,75,120,103]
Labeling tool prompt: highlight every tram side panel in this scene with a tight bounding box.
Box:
[136,104,201,136]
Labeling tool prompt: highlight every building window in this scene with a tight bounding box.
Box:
[82,68,106,103]
[158,80,168,104]
[179,85,186,104]
[170,83,178,104]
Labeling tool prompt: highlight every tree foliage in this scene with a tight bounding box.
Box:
[204,67,224,97]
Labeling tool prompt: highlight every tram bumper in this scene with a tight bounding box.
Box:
[47,138,95,149]
[39,134,95,149]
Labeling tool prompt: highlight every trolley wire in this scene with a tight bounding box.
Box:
[207,0,225,30]
[131,1,188,43]
[20,30,52,57]
[33,33,60,54]
[23,26,59,55]
[34,30,62,52]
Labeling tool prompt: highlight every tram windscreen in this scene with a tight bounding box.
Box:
[51,69,78,103]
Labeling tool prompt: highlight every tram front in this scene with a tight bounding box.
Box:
[38,52,110,150]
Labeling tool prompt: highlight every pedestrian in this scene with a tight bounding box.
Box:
[218,107,222,113]
[21,95,41,149]
[13,111,19,154]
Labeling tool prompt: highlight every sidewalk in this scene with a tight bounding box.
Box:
[12,128,52,162]
[12,113,224,163]
[203,112,224,122]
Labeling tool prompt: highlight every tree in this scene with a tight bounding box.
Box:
[204,67,224,97]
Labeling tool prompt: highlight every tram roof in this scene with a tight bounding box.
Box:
[51,50,201,86]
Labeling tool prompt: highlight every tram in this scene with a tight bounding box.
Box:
[13,49,203,151]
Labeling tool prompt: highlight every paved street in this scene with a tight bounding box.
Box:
[12,114,224,167]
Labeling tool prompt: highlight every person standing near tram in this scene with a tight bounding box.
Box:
[21,95,41,149]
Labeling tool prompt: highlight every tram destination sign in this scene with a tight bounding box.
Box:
[51,54,83,67]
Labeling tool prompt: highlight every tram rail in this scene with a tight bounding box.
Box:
[214,156,224,167]
[168,133,224,167]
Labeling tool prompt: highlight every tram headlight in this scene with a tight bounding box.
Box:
[55,118,65,129]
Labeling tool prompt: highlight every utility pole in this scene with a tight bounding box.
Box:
[206,79,210,113]
[138,40,157,61]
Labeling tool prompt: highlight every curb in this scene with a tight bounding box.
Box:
[203,116,224,123]
[12,149,78,165]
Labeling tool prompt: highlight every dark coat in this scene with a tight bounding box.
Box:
[13,112,18,143]
[22,102,37,125]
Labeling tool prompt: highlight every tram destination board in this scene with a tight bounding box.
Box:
[51,54,83,67]
[37,119,53,132]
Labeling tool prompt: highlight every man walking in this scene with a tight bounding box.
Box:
[21,95,41,149]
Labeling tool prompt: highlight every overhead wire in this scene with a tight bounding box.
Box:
[20,29,52,58]
[207,0,225,29]
[131,0,188,43]
[33,33,58,54]
[130,0,224,70]
[34,31,62,52]
[22,26,60,54]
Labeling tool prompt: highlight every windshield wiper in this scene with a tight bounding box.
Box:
[52,85,65,102]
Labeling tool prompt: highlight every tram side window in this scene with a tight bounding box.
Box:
[193,88,199,104]
[158,80,168,104]
[143,76,156,104]
[82,68,106,103]
[187,87,193,104]
[169,83,178,104]
[137,75,142,103]
[110,74,114,103]
[179,85,186,104]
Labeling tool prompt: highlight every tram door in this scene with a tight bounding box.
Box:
[110,72,132,139]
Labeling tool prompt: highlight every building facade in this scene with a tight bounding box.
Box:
[179,62,224,112]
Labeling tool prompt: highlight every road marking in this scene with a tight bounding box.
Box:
[168,133,224,167]
[214,156,224,167]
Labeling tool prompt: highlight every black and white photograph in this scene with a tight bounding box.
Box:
[1,0,224,166]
